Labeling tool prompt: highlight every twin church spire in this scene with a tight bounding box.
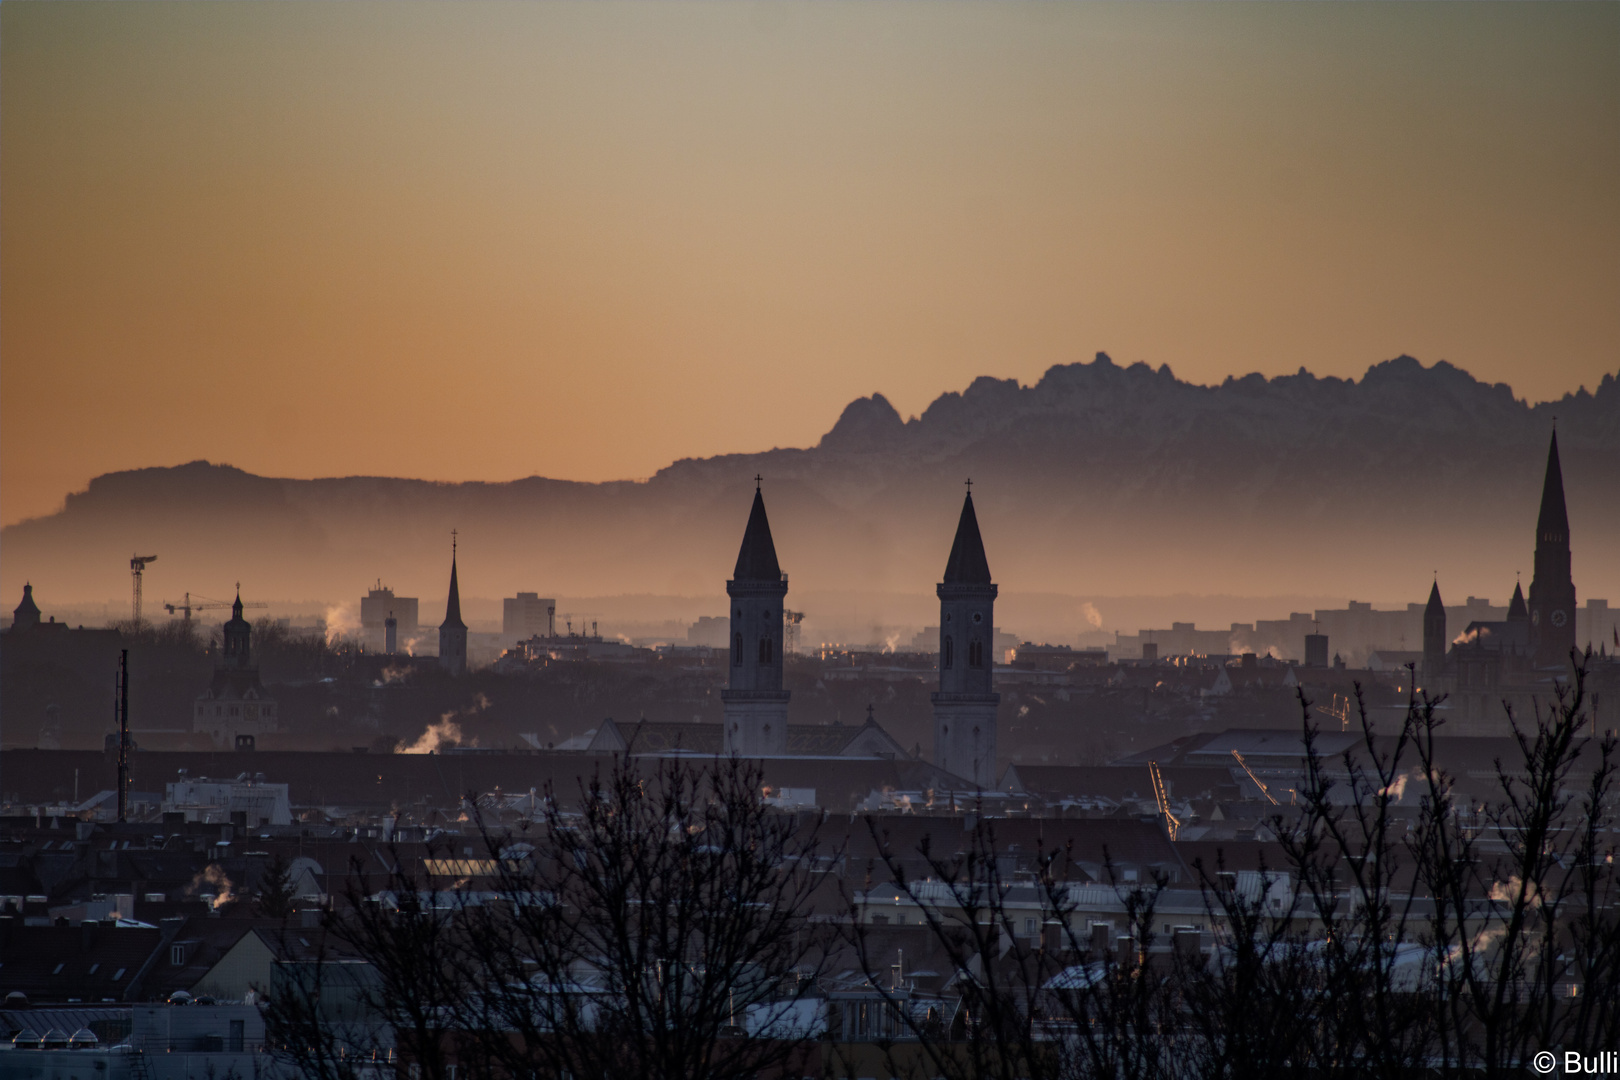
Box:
[721,480,999,787]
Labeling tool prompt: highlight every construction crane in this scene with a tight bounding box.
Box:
[129,554,158,624]
[162,591,268,622]
[1316,692,1353,732]
[1147,760,1181,841]
[1231,749,1280,806]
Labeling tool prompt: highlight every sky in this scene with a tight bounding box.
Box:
[4,2,1617,528]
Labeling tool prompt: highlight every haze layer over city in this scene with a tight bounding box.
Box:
[1,5,1618,1078]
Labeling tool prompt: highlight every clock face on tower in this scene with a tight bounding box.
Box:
[1551,609,1568,628]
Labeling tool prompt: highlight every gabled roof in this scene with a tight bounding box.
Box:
[1536,430,1569,545]
[942,492,992,585]
[732,488,783,582]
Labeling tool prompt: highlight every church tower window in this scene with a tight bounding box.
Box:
[733,633,743,666]
[969,640,984,668]
[943,636,954,669]
[759,636,773,663]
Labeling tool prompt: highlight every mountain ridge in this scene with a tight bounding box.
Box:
[4,355,1617,620]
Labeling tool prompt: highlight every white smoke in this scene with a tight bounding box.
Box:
[1081,602,1103,630]
[324,602,361,646]
[398,717,465,754]
[187,864,236,909]
[396,694,493,754]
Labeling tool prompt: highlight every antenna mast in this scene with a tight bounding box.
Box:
[116,649,131,822]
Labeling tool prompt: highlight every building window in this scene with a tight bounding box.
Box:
[969,640,984,668]
[733,634,743,666]
[943,636,954,669]
[759,636,773,663]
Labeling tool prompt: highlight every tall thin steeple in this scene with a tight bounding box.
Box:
[439,531,468,675]
[933,486,1000,789]
[722,479,789,756]
[1422,579,1446,681]
[1527,430,1576,667]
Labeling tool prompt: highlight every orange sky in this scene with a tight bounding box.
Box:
[4,2,1616,527]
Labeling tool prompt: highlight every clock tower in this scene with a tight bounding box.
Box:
[1528,430,1576,669]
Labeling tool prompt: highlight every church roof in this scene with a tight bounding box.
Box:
[14,583,40,619]
[200,668,269,701]
[441,555,466,630]
[732,488,783,582]
[942,492,992,585]
[1536,430,1569,544]
[1425,581,1444,615]
[1508,582,1528,621]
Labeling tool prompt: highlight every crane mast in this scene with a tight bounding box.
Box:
[1231,749,1280,806]
[1148,760,1180,841]
[129,554,158,625]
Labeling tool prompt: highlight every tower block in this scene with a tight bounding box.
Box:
[932,490,1000,789]
[722,484,790,756]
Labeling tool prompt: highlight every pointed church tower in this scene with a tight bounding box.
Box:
[1422,580,1447,681]
[439,533,468,676]
[1506,580,1531,653]
[222,589,253,669]
[932,489,1000,789]
[1528,431,1576,667]
[721,482,789,756]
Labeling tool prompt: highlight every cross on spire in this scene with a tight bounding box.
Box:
[755,474,762,491]
[452,528,458,557]
[965,477,973,489]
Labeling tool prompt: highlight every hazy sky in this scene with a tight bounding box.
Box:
[4,2,1616,527]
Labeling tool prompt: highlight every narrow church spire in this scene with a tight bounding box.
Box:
[441,535,465,631]
[942,491,992,585]
[438,531,468,675]
[1425,580,1444,615]
[1536,430,1570,546]
[1508,581,1528,621]
[733,487,782,582]
[1528,428,1577,667]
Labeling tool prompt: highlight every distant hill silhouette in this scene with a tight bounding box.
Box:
[4,355,1617,621]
